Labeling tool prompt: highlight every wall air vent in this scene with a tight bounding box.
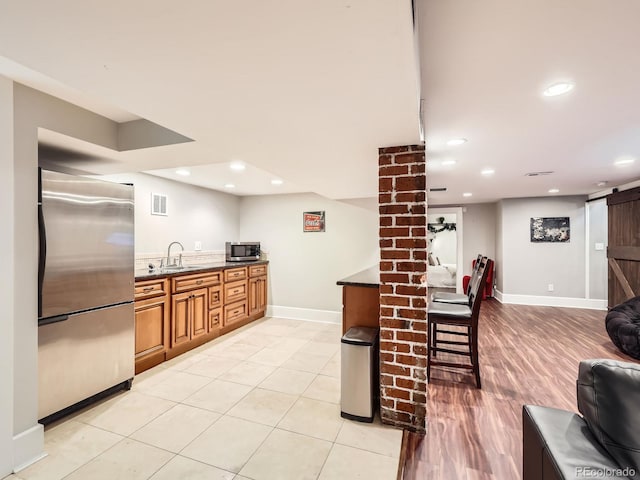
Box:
[429,187,447,192]
[524,171,554,177]
[151,193,168,216]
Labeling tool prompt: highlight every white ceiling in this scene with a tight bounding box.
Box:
[2,1,640,204]
[419,0,640,204]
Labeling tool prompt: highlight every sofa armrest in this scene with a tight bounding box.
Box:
[578,359,640,478]
[523,405,625,480]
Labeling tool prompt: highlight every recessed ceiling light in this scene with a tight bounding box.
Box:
[230,162,246,171]
[224,183,235,188]
[175,169,190,176]
[524,171,554,177]
[271,179,283,185]
[548,188,560,193]
[446,138,467,146]
[441,159,457,166]
[614,157,635,166]
[543,82,574,97]
[481,168,495,176]
[463,192,473,197]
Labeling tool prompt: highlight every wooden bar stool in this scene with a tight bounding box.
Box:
[430,253,483,305]
[427,258,492,388]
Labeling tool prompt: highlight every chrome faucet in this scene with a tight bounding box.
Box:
[166,241,185,267]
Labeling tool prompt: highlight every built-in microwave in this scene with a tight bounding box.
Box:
[225,242,260,262]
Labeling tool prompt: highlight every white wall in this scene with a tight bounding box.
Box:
[495,201,504,291]
[461,203,496,277]
[587,198,607,300]
[97,173,240,254]
[10,83,125,471]
[0,75,15,477]
[499,196,587,298]
[239,193,379,312]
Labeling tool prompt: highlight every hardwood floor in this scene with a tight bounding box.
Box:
[397,299,635,479]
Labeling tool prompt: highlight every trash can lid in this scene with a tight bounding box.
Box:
[341,326,379,346]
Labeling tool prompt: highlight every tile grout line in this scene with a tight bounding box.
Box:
[36,318,348,480]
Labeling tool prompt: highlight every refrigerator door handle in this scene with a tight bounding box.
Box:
[39,314,69,326]
[38,203,46,319]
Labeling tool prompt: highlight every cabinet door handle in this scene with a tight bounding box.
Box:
[142,287,154,292]
[196,280,204,285]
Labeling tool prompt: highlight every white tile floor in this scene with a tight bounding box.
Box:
[7,317,402,480]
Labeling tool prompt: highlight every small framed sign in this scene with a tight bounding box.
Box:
[303,211,325,232]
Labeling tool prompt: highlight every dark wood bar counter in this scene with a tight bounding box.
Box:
[337,266,380,334]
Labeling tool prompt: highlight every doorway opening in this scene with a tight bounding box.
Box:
[427,207,464,293]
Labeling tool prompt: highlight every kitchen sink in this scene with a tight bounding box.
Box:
[161,264,208,272]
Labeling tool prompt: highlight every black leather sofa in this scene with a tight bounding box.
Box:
[523,359,640,480]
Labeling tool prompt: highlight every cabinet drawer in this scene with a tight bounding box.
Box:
[209,285,222,309]
[249,264,267,277]
[172,271,221,293]
[224,300,247,326]
[209,308,222,331]
[135,279,168,300]
[224,267,247,283]
[224,280,247,304]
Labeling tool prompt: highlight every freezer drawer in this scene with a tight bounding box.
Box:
[38,303,134,420]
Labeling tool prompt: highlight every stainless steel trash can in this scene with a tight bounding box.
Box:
[340,326,379,423]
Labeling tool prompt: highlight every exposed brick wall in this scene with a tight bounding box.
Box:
[378,144,427,432]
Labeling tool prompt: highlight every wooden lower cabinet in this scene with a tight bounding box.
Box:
[209,285,222,309]
[209,308,222,333]
[171,287,208,348]
[224,279,247,304]
[224,300,248,327]
[249,275,267,316]
[134,279,170,374]
[171,290,191,346]
[341,284,380,335]
[137,263,268,367]
[191,288,209,339]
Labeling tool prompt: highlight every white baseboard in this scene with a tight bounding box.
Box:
[266,305,341,324]
[493,290,607,310]
[13,424,45,472]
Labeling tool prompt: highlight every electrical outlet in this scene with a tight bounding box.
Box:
[595,242,605,251]
[547,283,554,292]
[194,241,202,251]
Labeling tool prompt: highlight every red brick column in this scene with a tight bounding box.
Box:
[378,144,427,432]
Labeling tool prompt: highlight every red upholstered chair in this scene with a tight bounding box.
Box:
[462,258,493,299]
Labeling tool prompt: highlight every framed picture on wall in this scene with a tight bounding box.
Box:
[530,217,570,242]
[303,211,325,232]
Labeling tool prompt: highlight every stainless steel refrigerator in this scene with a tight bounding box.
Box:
[38,169,135,422]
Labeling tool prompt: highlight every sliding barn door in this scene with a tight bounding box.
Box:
[607,186,640,308]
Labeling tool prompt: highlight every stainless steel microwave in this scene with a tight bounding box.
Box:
[226,242,260,262]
